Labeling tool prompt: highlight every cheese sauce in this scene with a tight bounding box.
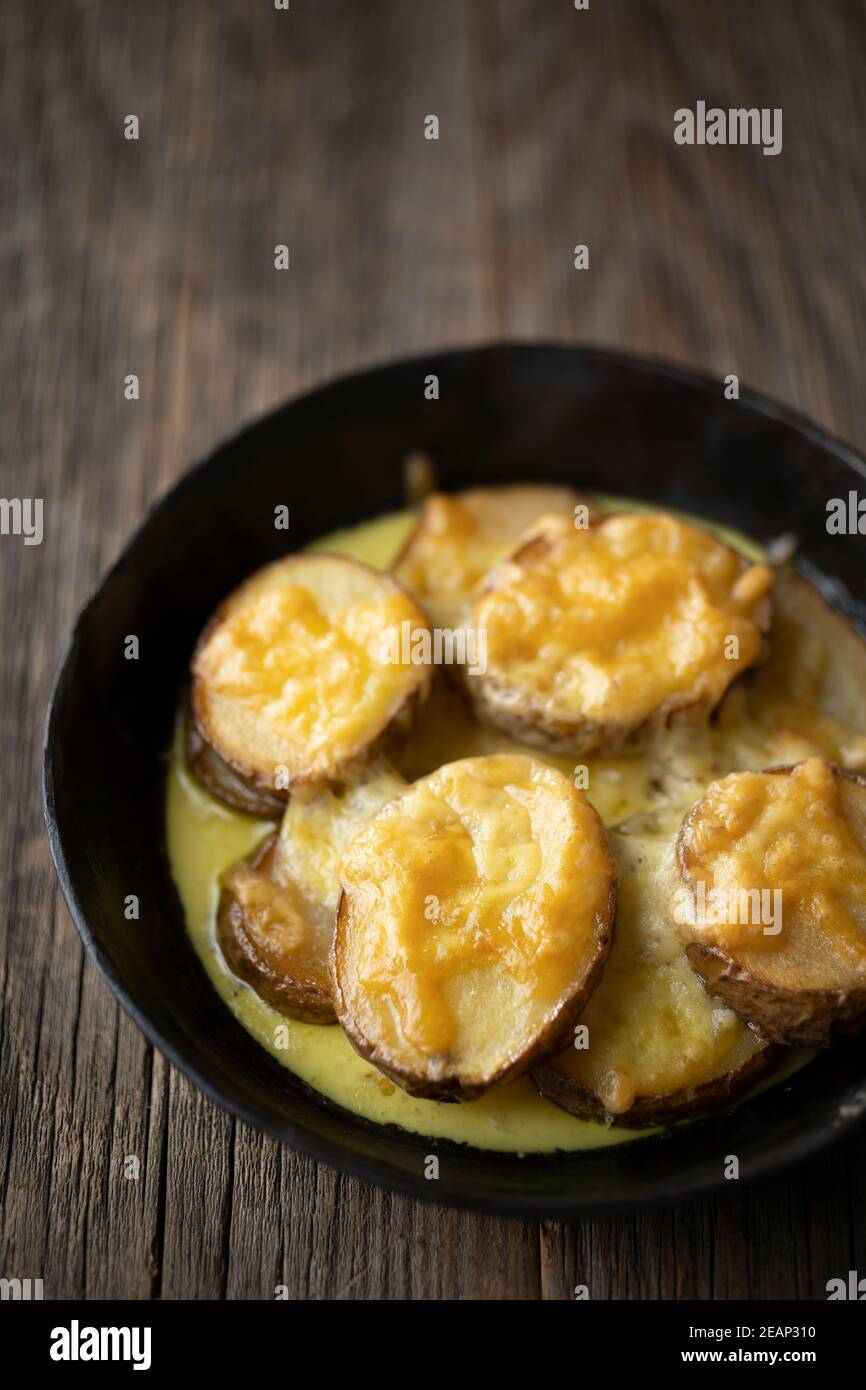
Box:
[166,502,852,1152]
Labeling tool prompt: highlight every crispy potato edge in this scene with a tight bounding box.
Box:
[532,1038,781,1128]
[216,833,337,1025]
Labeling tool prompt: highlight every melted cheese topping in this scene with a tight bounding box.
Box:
[337,755,613,1063]
[679,758,866,983]
[275,764,406,924]
[394,487,578,629]
[194,556,429,779]
[474,512,774,739]
[548,835,765,1113]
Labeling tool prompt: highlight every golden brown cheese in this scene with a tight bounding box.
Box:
[193,554,431,788]
[275,763,407,919]
[471,512,774,752]
[393,486,583,630]
[332,753,616,1098]
[678,758,866,984]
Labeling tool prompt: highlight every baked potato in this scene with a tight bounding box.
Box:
[331,753,616,1100]
[533,832,777,1126]
[677,757,866,1046]
[392,484,589,631]
[467,511,774,755]
[191,553,432,800]
[218,762,406,1021]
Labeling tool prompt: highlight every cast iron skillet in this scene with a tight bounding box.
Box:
[43,344,866,1217]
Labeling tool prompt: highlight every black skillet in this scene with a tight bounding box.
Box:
[43,345,866,1217]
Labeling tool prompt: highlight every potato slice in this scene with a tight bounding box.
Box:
[332,753,616,1100]
[392,485,589,631]
[218,763,406,1022]
[468,511,774,755]
[533,833,776,1126]
[192,554,432,798]
[677,757,866,1045]
[745,568,866,761]
[218,835,333,1022]
[185,712,287,817]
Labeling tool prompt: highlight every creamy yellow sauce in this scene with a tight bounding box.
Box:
[166,500,833,1152]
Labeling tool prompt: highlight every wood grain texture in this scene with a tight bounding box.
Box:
[2,0,866,1300]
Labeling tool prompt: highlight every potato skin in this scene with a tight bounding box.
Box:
[217,835,336,1024]
[532,1040,780,1128]
[678,764,866,1047]
[463,678,623,757]
[464,669,736,758]
[684,944,866,1048]
[191,553,431,801]
[186,709,287,816]
[330,869,617,1103]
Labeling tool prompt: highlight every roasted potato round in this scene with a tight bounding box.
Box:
[392,484,590,631]
[468,511,774,755]
[218,763,406,1022]
[192,554,432,798]
[532,832,776,1127]
[331,753,616,1100]
[677,757,866,1046]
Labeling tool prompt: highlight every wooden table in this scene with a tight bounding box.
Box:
[3,0,865,1300]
